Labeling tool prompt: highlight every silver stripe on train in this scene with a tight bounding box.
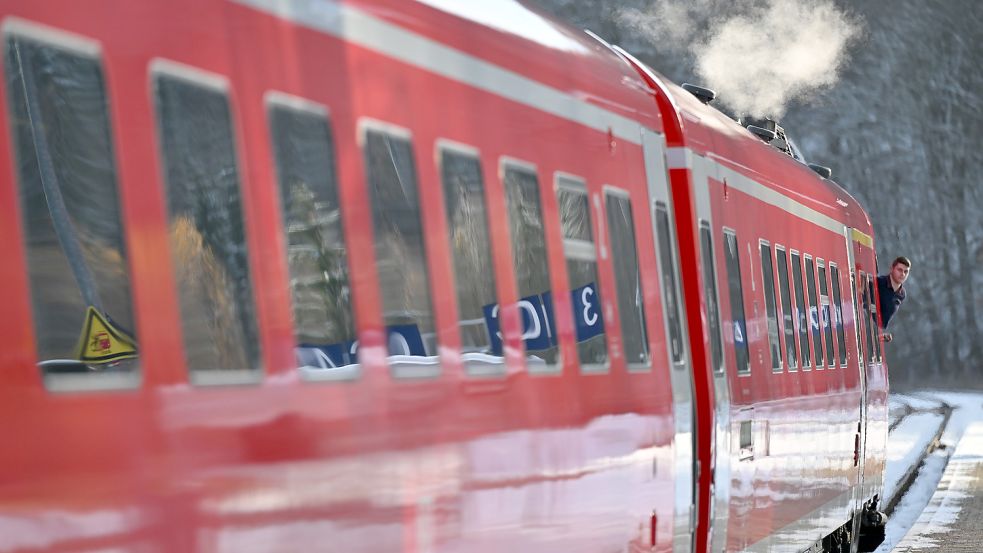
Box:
[668,147,850,236]
[230,0,644,144]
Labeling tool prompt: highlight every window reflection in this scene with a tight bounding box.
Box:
[556,179,606,369]
[791,252,812,369]
[503,164,557,369]
[776,248,797,369]
[830,265,848,366]
[268,99,356,375]
[364,128,438,376]
[607,193,649,366]
[818,263,834,367]
[440,146,502,375]
[155,72,260,375]
[6,34,138,383]
[760,243,781,371]
[655,204,684,363]
[700,224,723,371]
[805,256,825,368]
[723,232,750,374]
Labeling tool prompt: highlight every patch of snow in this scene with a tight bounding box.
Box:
[882,412,944,501]
[876,391,983,552]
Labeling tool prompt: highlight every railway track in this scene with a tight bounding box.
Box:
[883,394,954,516]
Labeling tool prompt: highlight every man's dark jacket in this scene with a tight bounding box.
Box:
[876,274,905,328]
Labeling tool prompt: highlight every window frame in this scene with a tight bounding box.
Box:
[804,253,825,370]
[604,185,651,372]
[815,258,836,369]
[866,272,882,363]
[699,220,725,373]
[265,91,361,383]
[654,201,686,368]
[758,239,783,373]
[7,21,141,392]
[829,262,848,368]
[790,249,812,371]
[359,118,440,379]
[554,172,608,374]
[722,228,751,376]
[151,58,263,387]
[774,244,798,372]
[500,156,560,375]
[857,270,871,364]
[436,138,506,378]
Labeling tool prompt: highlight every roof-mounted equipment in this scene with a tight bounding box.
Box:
[742,117,799,159]
[747,124,777,142]
[743,117,777,140]
[808,163,832,179]
[681,83,716,104]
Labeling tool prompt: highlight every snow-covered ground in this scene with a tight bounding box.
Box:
[876,391,983,552]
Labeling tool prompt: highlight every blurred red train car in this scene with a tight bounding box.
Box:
[0,1,890,552]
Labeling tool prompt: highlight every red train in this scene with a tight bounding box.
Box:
[0,1,890,552]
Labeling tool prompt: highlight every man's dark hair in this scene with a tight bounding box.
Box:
[892,256,912,268]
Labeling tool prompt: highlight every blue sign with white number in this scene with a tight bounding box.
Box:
[482,282,602,355]
[301,283,605,365]
[569,283,604,342]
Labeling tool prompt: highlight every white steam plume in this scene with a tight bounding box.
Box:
[615,0,718,45]
[617,0,863,118]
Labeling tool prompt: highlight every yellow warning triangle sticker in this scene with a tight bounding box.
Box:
[73,307,138,364]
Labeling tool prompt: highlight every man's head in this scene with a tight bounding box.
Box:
[890,256,911,286]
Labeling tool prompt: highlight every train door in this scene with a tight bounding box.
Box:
[642,128,696,552]
[845,228,870,545]
[691,150,731,553]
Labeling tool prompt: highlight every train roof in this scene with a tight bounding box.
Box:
[626,53,874,236]
[347,0,665,132]
[378,1,873,233]
[254,0,874,239]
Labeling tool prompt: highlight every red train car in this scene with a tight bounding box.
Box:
[0,1,888,552]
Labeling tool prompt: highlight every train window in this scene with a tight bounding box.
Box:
[267,95,357,380]
[856,271,866,361]
[439,142,502,376]
[873,282,883,361]
[655,203,684,364]
[739,419,753,460]
[858,271,873,363]
[556,175,607,371]
[6,30,138,390]
[852,270,866,363]
[699,223,723,372]
[154,66,261,383]
[869,273,879,362]
[723,230,750,374]
[759,242,782,372]
[804,255,825,369]
[817,261,835,368]
[503,161,558,371]
[363,125,439,378]
[606,190,649,368]
[775,247,798,370]
[830,264,848,367]
[791,252,812,369]
[867,273,882,362]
